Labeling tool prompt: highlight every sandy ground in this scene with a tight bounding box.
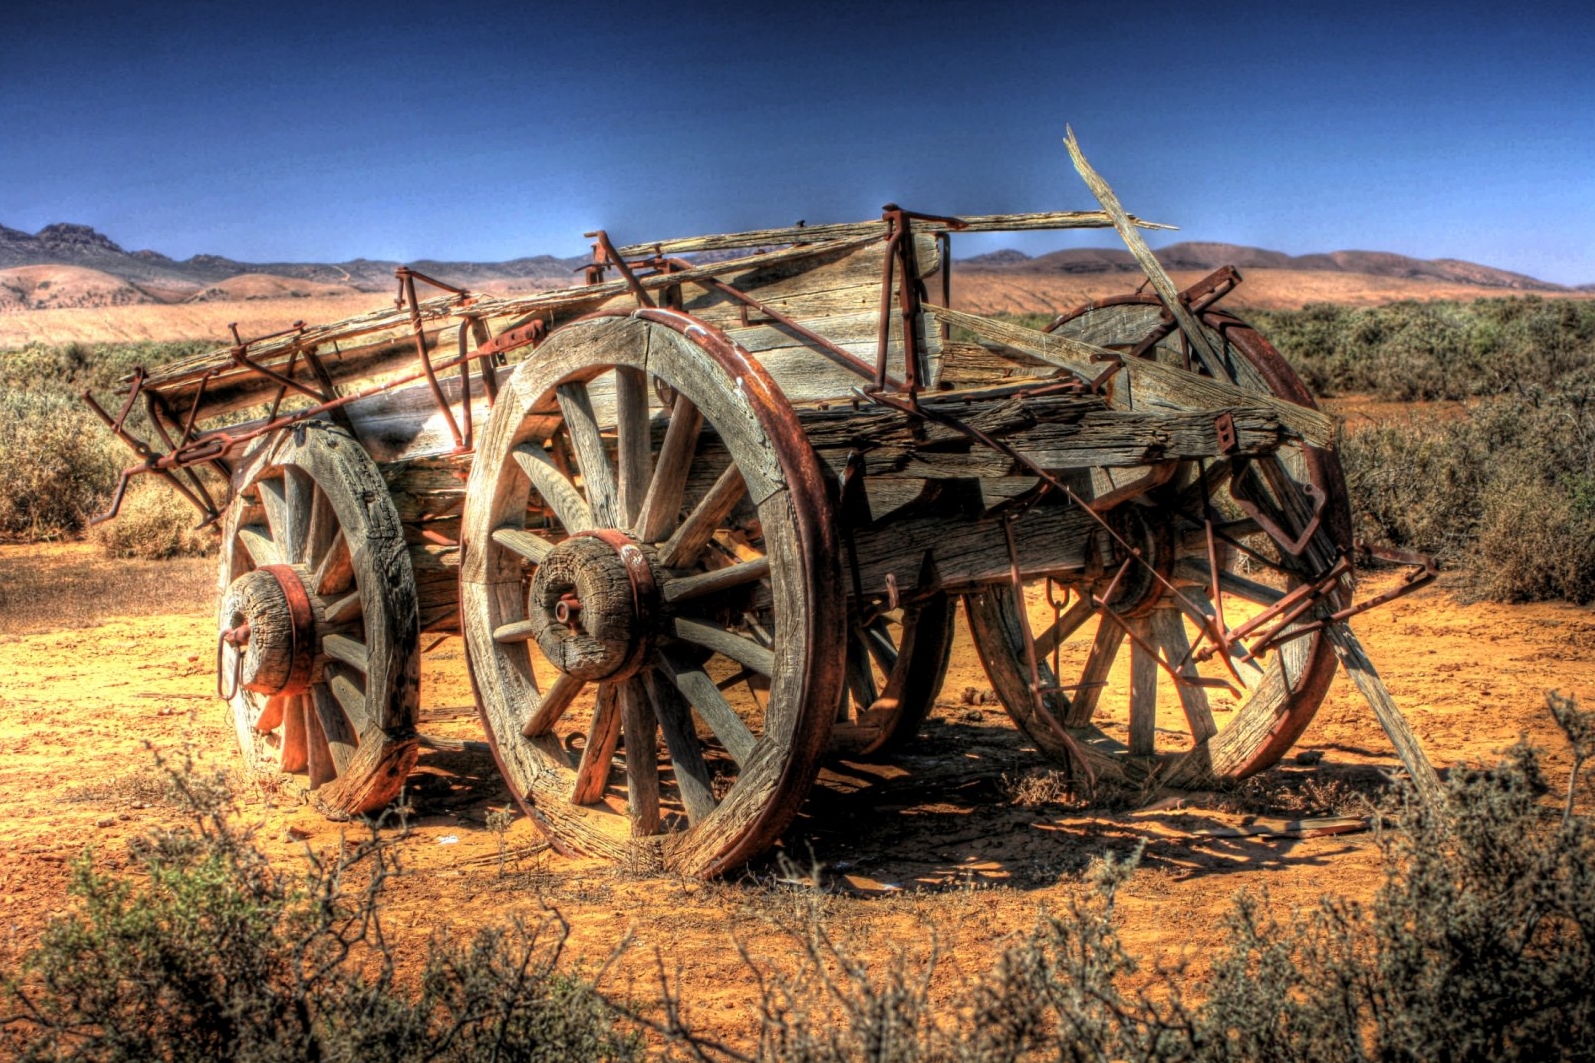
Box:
[2,534,1591,1042]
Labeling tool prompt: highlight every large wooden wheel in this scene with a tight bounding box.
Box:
[459,311,845,877]
[217,421,421,816]
[965,299,1352,788]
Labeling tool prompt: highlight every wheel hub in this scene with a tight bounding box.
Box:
[219,564,320,696]
[526,530,657,681]
[1094,507,1174,618]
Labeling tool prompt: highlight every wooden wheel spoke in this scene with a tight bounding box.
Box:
[312,533,354,597]
[1064,617,1123,726]
[238,523,282,567]
[614,368,653,527]
[642,670,718,824]
[522,672,586,737]
[662,556,770,604]
[618,677,661,834]
[256,478,295,561]
[657,465,746,569]
[1173,556,1285,607]
[672,618,775,676]
[1127,617,1158,756]
[513,443,594,532]
[321,633,369,674]
[281,466,316,564]
[491,525,554,564]
[634,395,703,543]
[323,590,362,626]
[1173,586,1265,686]
[279,694,309,772]
[304,694,338,787]
[255,694,287,733]
[326,669,369,730]
[492,619,538,644]
[556,381,621,528]
[303,478,337,566]
[845,628,880,711]
[862,617,899,674]
[310,683,360,773]
[571,683,623,805]
[658,650,758,767]
[1035,596,1097,659]
[1151,606,1217,743]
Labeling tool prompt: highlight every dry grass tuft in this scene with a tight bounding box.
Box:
[89,481,217,561]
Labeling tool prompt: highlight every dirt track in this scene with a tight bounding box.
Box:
[3,540,1592,1037]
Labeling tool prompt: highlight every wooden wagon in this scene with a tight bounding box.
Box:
[86,134,1438,875]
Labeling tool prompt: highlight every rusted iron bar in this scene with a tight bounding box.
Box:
[586,230,655,309]
[397,267,465,451]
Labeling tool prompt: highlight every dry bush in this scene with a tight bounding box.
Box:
[0,392,122,540]
[1,754,643,1063]
[89,480,216,561]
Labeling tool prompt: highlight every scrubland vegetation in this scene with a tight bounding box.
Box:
[4,699,1592,1061]
[1252,299,1595,603]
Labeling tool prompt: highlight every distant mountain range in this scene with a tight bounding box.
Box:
[959,241,1584,292]
[0,223,1587,313]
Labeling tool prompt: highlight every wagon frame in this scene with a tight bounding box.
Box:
[85,133,1440,875]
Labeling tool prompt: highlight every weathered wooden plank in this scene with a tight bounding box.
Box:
[614,210,1172,257]
[923,304,1334,447]
[1063,128,1223,375]
[618,678,661,835]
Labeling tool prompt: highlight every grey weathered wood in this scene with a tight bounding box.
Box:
[512,443,594,533]
[556,381,620,529]
[571,683,623,805]
[658,465,746,569]
[644,670,718,824]
[658,651,759,767]
[634,396,703,543]
[1063,127,1224,375]
[1128,617,1159,756]
[662,557,770,604]
[673,618,776,676]
[521,671,585,737]
[491,526,554,564]
[1151,606,1217,743]
[321,633,369,674]
[922,305,1334,447]
[614,210,1170,257]
[618,677,661,835]
[311,683,359,775]
[613,367,652,527]
[1065,618,1123,727]
[312,533,353,597]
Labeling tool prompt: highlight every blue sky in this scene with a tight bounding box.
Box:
[5,0,1593,283]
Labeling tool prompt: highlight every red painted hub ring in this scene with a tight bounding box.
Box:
[258,564,317,696]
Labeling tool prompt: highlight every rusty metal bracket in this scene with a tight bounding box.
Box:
[1214,411,1239,454]
[397,267,467,452]
[586,230,656,309]
[1228,456,1327,557]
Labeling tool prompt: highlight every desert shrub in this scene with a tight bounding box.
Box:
[0,391,122,540]
[729,697,1595,1062]
[88,480,216,560]
[1339,382,1595,602]
[0,340,210,398]
[0,759,642,1062]
[1251,297,1595,401]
